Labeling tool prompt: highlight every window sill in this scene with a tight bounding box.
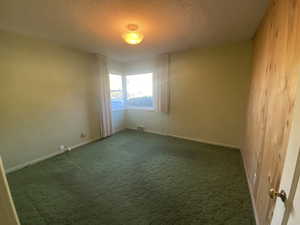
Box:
[126,107,155,112]
[111,107,156,112]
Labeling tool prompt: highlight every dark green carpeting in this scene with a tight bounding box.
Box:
[8,130,255,225]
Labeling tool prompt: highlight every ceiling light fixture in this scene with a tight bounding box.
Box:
[122,24,144,45]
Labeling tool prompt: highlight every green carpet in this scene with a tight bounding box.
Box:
[8,130,255,225]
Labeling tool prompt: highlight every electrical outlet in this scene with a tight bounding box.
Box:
[59,145,71,152]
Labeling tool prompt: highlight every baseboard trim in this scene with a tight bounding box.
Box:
[6,137,101,174]
[69,137,101,150]
[112,127,126,134]
[127,128,240,150]
[241,150,260,225]
[5,151,62,174]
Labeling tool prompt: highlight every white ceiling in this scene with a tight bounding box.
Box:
[0,0,268,62]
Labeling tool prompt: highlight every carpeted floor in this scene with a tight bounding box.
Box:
[8,130,255,225]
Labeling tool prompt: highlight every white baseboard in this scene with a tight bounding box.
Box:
[5,128,240,174]
[69,137,101,150]
[241,150,260,225]
[5,151,62,174]
[127,127,240,150]
[5,137,101,174]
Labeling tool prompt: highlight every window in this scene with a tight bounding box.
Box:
[109,74,124,111]
[109,73,154,111]
[126,73,153,109]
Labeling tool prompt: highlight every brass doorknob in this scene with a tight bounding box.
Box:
[269,188,287,202]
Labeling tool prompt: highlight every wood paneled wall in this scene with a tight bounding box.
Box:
[243,0,300,225]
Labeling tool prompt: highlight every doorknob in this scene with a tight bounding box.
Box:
[269,188,287,202]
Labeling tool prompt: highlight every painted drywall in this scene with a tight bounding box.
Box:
[112,111,125,133]
[0,0,268,61]
[0,31,102,170]
[124,41,253,148]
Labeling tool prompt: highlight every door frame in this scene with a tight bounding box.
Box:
[0,156,21,225]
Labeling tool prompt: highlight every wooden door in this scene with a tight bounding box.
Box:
[271,73,300,225]
[0,156,21,225]
[243,0,300,225]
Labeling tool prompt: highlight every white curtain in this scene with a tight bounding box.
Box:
[153,54,170,113]
[97,55,113,137]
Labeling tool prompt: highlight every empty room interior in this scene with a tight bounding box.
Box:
[1,0,300,225]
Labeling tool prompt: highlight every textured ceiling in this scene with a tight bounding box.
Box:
[0,0,268,62]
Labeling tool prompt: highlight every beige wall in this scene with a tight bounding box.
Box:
[125,41,253,148]
[0,31,102,170]
[112,110,125,133]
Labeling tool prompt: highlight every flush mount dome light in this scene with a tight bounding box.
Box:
[122,24,144,45]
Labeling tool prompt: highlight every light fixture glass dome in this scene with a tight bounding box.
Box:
[122,24,144,45]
